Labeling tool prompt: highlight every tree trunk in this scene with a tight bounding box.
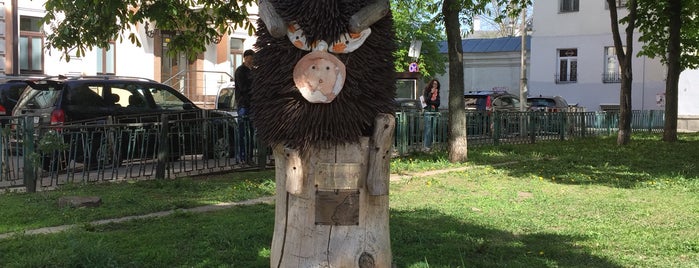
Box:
[663,0,681,142]
[443,0,468,163]
[270,114,394,268]
[607,0,636,145]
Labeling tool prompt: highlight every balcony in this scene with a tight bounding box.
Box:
[603,72,622,83]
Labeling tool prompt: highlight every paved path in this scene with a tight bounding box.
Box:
[1,163,517,240]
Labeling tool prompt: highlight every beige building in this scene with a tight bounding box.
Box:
[1,0,258,108]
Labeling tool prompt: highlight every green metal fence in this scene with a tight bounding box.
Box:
[393,110,666,155]
[0,110,269,193]
[1,110,665,192]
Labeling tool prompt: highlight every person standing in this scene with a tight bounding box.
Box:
[235,49,255,163]
[422,79,440,151]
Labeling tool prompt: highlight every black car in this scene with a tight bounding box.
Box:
[464,90,521,135]
[527,95,570,112]
[13,76,235,170]
[527,95,571,133]
[0,80,29,126]
[394,98,422,112]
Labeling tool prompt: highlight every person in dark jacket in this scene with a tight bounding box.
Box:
[234,49,255,163]
[422,79,440,151]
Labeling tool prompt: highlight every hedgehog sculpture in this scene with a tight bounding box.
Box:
[251,0,396,150]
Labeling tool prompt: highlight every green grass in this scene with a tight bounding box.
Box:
[0,171,275,234]
[1,133,698,267]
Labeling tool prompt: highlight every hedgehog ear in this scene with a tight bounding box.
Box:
[259,0,287,38]
[348,0,389,33]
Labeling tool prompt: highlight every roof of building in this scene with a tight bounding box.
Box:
[438,36,531,54]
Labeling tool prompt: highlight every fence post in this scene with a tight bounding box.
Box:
[394,112,405,155]
[256,119,267,169]
[581,112,587,138]
[155,114,169,180]
[559,112,566,141]
[201,110,211,166]
[528,112,536,144]
[493,112,500,146]
[22,116,37,193]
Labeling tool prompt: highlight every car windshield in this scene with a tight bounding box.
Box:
[150,86,187,110]
[528,98,556,107]
[216,87,235,110]
[15,83,62,109]
[464,97,483,110]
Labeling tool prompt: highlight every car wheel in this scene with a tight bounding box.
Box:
[204,126,235,160]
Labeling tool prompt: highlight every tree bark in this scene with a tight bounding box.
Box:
[270,114,394,268]
[663,0,681,142]
[442,0,468,163]
[607,0,636,145]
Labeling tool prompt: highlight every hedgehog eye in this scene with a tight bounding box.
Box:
[328,28,372,54]
[287,23,311,51]
[287,24,371,54]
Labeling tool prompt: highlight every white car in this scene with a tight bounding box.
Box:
[215,82,237,116]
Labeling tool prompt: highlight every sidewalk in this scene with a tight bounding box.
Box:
[1,165,510,240]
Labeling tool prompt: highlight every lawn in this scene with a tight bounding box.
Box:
[1,133,698,267]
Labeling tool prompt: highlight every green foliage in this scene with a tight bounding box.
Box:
[41,0,255,62]
[635,0,699,69]
[36,130,69,153]
[437,0,531,32]
[391,0,447,80]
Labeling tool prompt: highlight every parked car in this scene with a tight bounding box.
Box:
[0,80,28,126]
[527,95,569,112]
[12,75,235,170]
[464,90,521,112]
[464,90,521,135]
[526,95,571,134]
[215,81,237,116]
[394,98,422,112]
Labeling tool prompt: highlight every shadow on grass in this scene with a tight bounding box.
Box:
[424,134,699,188]
[1,204,624,267]
[390,208,622,267]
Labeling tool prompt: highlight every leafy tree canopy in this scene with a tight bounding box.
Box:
[391,0,529,81]
[635,0,699,69]
[391,0,447,80]
[41,0,255,61]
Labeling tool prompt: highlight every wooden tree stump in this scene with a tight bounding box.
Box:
[270,114,395,268]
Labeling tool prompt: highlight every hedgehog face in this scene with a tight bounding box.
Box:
[293,50,345,103]
[252,0,396,150]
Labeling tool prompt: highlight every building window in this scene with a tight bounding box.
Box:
[603,46,625,83]
[556,49,578,83]
[229,38,245,75]
[96,42,116,74]
[19,16,44,74]
[605,0,627,9]
[560,0,579,12]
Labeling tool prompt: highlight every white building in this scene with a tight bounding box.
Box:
[2,0,258,108]
[436,36,529,110]
[529,0,665,112]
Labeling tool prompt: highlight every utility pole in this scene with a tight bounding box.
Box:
[519,8,528,111]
